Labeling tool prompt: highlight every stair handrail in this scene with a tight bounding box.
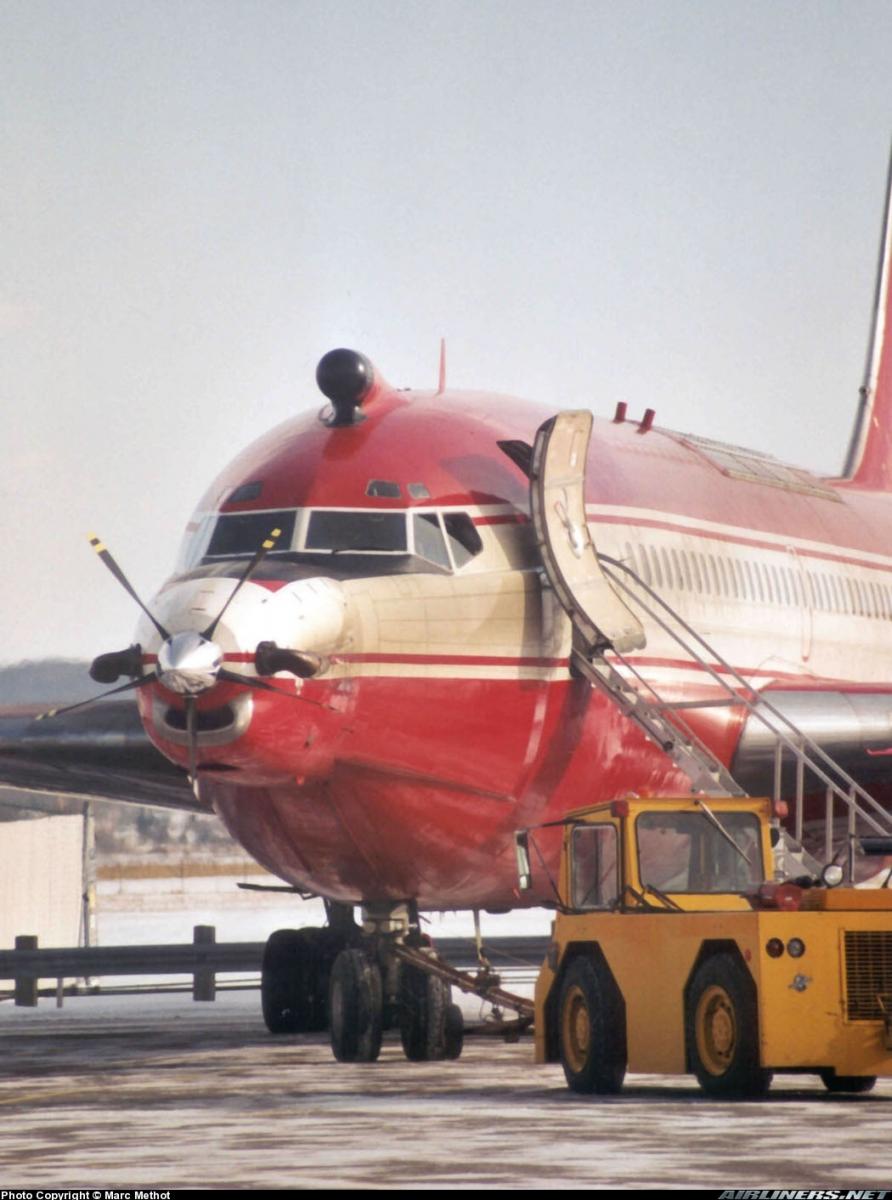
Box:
[597,554,892,837]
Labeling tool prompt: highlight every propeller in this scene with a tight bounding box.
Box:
[37,528,326,795]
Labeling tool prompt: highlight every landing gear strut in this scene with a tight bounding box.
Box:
[325,902,465,1063]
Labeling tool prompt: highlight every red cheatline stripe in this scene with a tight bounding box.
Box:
[473,513,530,526]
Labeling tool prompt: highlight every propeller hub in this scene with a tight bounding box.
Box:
[157,632,223,696]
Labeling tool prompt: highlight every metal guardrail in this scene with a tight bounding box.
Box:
[0,931,551,1007]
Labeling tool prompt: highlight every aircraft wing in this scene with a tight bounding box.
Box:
[0,698,201,815]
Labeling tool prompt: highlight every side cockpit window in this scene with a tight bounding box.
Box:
[412,513,450,568]
[444,513,483,567]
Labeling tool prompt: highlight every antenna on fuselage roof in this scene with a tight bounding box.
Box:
[437,338,446,394]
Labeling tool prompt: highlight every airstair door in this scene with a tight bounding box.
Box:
[531,411,645,655]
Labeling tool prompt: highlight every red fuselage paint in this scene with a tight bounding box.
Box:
[134,385,892,910]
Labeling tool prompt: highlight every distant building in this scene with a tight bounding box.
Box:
[0,804,86,949]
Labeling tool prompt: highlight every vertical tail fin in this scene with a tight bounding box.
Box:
[843,145,892,490]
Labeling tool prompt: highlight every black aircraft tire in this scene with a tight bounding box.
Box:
[261,927,342,1034]
[329,947,384,1063]
[444,1003,464,1060]
[686,953,772,1097]
[399,963,452,1061]
[819,1069,877,1093]
[557,956,626,1095]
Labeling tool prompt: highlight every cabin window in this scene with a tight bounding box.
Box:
[648,546,664,588]
[820,574,832,612]
[443,513,483,567]
[830,574,844,613]
[681,552,693,591]
[775,565,790,606]
[690,553,704,593]
[412,513,450,568]
[717,557,731,597]
[634,544,652,586]
[206,510,297,558]
[661,548,674,589]
[743,561,756,601]
[305,511,407,554]
[789,568,803,607]
[852,579,866,617]
[880,583,891,620]
[407,482,431,500]
[570,825,619,909]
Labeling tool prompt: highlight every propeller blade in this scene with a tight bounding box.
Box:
[88,534,170,641]
[185,695,200,798]
[35,672,158,721]
[202,527,282,641]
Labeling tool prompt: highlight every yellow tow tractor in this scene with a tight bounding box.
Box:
[515,795,892,1097]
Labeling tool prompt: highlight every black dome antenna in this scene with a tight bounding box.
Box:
[316,349,375,426]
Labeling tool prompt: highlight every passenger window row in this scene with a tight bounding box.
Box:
[624,540,892,621]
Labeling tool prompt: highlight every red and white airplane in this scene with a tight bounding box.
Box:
[5,158,892,1061]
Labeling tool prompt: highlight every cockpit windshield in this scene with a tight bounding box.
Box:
[206,510,297,558]
[180,505,485,575]
[305,511,407,554]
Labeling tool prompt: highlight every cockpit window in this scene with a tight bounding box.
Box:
[413,513,450,568]
[206,510,297,558]
[443,513,483,566]
[305,510,407,553]
[228,481,264,503]
[366,480,401,498]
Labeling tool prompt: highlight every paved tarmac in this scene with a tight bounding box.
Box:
[2,991,892,1190]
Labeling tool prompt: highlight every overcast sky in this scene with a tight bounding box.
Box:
[2,0,892,667]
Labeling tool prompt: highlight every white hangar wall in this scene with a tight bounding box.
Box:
[0,812,84,948]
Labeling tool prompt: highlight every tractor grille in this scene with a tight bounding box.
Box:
[844,931,892,1020]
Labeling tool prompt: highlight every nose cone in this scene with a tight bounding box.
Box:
[157,631,223,695]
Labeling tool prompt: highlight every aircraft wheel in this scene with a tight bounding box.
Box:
[329,947,383,1063]
[686,954,771,1097]
[261,927,341,1034]
[557,957,626,1094]
[444,1003,465,1060]
[399,964,463,1060]
[819,1069,877,1093]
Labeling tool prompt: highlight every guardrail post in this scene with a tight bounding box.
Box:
[193,925,216,1002]
[14,935,38,1007]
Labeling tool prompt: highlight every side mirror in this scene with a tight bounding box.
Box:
[515,830,532,891]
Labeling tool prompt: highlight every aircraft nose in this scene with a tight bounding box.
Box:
[156,631,223,695]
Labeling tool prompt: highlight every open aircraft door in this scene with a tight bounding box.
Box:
[530,411,646,655]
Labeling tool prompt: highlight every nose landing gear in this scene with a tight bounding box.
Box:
[260,901,483,1062]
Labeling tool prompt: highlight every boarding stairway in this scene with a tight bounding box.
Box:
[530,412,892,880]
